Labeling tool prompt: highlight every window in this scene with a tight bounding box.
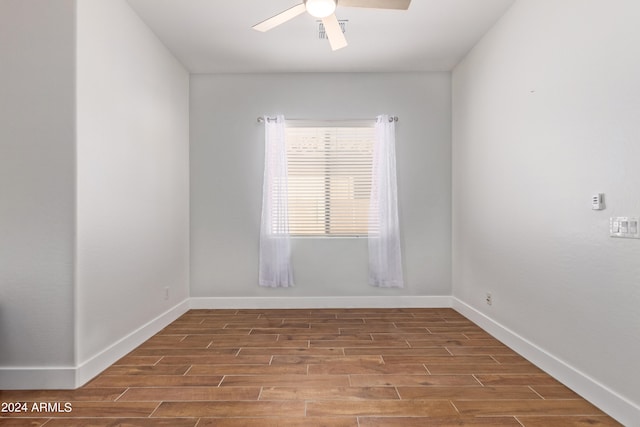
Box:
[284,121,376,236]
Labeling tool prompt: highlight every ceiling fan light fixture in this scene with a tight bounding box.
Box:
[305,0,336,18]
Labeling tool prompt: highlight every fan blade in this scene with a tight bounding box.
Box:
[338,0,411,10]
[252,3,306,32]
[322,14,348,51]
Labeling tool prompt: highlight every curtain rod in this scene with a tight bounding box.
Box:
[257,116,398,123]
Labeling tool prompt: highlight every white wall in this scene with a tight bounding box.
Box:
[76,0,190,370]
[452,0,640,423]
[0,0,76,383]
[191,73,451,301]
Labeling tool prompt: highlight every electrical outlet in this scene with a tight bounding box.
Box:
[164,287,169,300]
[485,293,492,306]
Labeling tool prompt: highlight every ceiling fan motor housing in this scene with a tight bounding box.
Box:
[305,0,337,18]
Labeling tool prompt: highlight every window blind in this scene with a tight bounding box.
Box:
[284,125,377,236]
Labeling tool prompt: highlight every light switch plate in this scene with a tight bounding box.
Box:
[610,217,640,239]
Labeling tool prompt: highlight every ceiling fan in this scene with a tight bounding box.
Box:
[253,0,411,51]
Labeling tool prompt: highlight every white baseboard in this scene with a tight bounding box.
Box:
[452,297,640,427]
[0,300,190,390]
[0,366,77,390]
[75,299,190,387]
[189,295,453,310]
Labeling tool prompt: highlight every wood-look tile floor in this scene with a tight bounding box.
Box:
[0,308,622,426]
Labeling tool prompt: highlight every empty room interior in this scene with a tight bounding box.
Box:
[1,0,639,425]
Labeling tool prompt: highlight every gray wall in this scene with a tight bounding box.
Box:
[0,0,190,388]
[0,0,76,370]
[190,73,451,298]
[76,0,190,367]
[453,0,640,414]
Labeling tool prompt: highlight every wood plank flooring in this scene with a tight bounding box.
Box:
[0,308,622,426]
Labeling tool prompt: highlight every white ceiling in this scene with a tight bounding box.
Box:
[126,0,515,73]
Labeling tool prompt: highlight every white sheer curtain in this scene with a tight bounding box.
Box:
[259,115,294,288]
[368,115,404,288]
